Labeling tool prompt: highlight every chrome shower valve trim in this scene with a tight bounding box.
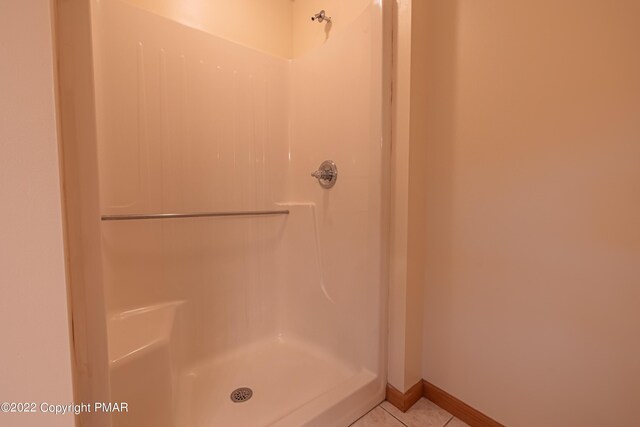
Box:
[311,160,338,189]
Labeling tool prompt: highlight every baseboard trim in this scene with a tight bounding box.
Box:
[422,380,504,427]
[385,380,423,412]
[385,380,504,426]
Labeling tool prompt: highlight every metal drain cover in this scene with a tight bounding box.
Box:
[230,387,253,403]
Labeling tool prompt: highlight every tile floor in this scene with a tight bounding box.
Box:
[351,398,471,427]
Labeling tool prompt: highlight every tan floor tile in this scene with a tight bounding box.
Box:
[351,406,406,427]
[445,418,471,427]
[380,398,453,427]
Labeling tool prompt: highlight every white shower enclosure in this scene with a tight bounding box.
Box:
[58,1,389,426]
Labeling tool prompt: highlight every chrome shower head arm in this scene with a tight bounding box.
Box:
[311,10,331,24]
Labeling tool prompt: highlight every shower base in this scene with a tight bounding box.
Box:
[176,337,379,427]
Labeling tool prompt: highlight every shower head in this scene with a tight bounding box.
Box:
[311,10,331,24]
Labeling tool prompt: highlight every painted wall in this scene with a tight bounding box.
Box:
[121,0,293,57]
[0,1,75,426]
[420,1,640,426]
[387,0,426,393]
[120,0,373,58]
[292,0,371,57]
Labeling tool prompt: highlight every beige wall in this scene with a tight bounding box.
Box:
[387,0,426,393]
[0,1,74,426]
[292,0,371,57]
[121,0,373,59]
[420,1,640,426]
[121,0,293,57]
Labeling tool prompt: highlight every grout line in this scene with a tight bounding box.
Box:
[349,407,374,426]
[442,415,455,427]
[378,403,409,427]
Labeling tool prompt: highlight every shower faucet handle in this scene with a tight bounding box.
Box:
[311,160,338,189]
[311,170,326,179]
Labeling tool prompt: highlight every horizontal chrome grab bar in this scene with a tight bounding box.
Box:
[101,209,290,222]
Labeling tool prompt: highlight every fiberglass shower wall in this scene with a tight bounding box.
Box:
[77,0,387,425]
[95,0,290,361]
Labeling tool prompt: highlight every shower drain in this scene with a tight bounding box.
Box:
[230,387,253,403]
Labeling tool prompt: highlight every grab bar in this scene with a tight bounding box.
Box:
[101,209,289,222]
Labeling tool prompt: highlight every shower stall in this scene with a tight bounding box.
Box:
[56,1,389,426]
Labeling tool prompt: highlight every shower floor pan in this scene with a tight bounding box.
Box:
[176,337,378,427]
